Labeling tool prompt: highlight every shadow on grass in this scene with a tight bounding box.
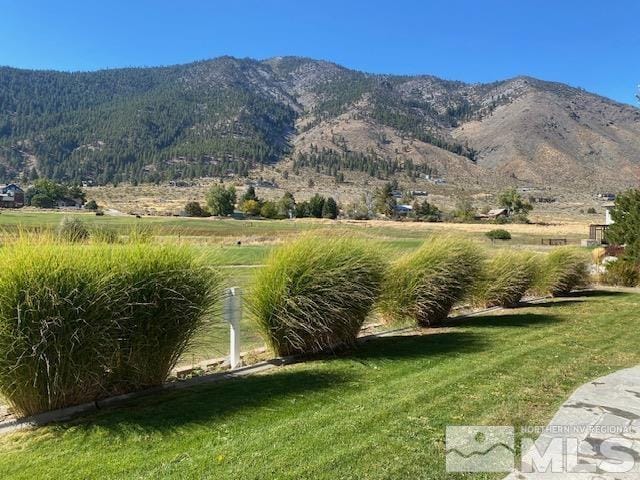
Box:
[347,331,486,360]
[53,333,484,433]
[566,289,628,298]
[523,299,585,308]
[63,369,350,434]
[444,312,562,329]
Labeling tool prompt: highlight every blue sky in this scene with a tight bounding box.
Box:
[1,0,639,105]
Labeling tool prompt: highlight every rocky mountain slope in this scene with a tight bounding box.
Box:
[1,56,638,190]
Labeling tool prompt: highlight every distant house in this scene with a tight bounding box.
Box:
[169,180,191,187]
[423,174,446,185]
[394,204,413,215]
[585,202,616,246]
[0,184,25,208]
[597,193,616,202]
[477,208,508,220]
[487,208,508,218]
[57,197,85,209]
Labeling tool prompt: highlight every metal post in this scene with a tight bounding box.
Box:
[224,287,242,369]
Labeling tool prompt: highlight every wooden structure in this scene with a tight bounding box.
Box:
[0,184,24,208]
[589,224,609,244]
[541,238,568,246]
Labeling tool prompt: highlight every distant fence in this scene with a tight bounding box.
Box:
[541,238,567,246]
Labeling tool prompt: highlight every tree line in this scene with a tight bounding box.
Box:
[186,185,339,220]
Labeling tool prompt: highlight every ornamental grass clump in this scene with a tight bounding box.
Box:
[57,216,90,243]
[534,247,590,297]
[379,237,483,327]
[104,245,221,391]
[0,240,220,417]
[0,244,116,416]
[472,250,539,308]
[248,235,386,356]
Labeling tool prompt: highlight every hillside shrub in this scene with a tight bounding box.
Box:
[57,217,90,243]
[602,258,640,287]
[485,229,511,240]
[184,201,210,217]
[379,237,483,326]
[248,235,385,356]
[0,241,220,416]
[533,248,590,297]
[30,193,54,209]
[260,201,279,219]
[239,199,261,216]
[472,251,539,308]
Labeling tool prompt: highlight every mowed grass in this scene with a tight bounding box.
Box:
[0,210,587,246]
[0,290,638,479]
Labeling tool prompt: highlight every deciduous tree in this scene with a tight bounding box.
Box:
[206,185,236,216]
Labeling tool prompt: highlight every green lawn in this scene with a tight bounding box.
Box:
[0,290,638,479]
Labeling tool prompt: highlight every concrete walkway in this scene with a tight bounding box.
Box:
[505,366,640,479]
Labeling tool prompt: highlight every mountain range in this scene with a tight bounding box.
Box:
[1,56,639,190]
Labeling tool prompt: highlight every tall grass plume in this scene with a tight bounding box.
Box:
[472,250,539,308]
[0,238,221,416]
[379,237,483,326]
[248,234,385,356]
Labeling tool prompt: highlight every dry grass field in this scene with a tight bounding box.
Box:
[84,167,612,227]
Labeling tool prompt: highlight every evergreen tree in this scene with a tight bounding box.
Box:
[411,199,440,222]
[322,197,338,219]
[294,201,309,218]
[278,191,296,217]
[608,189,640,259]
[374,182,396,216]
[308,194,325,218]
[241,185,258,203]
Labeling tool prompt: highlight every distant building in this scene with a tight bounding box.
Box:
[477,208,508,220]
[532,196,556,203]
[585,202,616,246]
[604,202,615,226]
[394,204,413,215]
[169,180,191,187]
[57,197,85,209]
[597,193,616,202]
[0,183,25,208]
[423,174,446,184]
